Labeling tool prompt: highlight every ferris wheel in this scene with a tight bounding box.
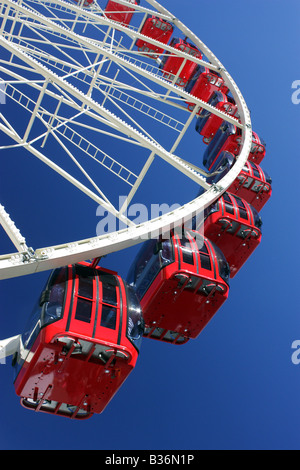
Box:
[0,0,262,413]
[0,0,252,279]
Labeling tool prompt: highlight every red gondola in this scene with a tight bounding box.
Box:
[13,262,144,419]
[202,122,240,171]
[195,91,239,143]
[250,131,266,164]
[228,160,272,212]
[207,151,272,212]
[185,67,225,114]
[104,0,140,26]
[127,231,230,345]
[135,16,173,59]
[202,122,266,171]
[159,38,202,88]
[201,193,262,278]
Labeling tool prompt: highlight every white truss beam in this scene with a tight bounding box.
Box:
[2,0,244,128]
[0,204,29,253]
[0,334,21,360]
[0,35,211,188]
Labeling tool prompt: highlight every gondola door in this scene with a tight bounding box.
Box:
[66,265,97,339]
[93,271,121,347]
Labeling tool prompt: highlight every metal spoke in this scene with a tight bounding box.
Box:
[0,0,252,281]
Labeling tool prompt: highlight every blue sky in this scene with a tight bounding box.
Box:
[0,0,299,450]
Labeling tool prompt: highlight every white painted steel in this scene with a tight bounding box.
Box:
[0,0,252,282]
[0,334,21,360]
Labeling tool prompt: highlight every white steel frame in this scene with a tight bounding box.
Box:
[0,0,252,288]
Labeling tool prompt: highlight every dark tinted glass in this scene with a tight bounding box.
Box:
[200,253,211,271]
[75,298,92,323]
[182,247,194,265]
[101,305,117,330]
[102,282,117,306]
[78,277,93,299]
